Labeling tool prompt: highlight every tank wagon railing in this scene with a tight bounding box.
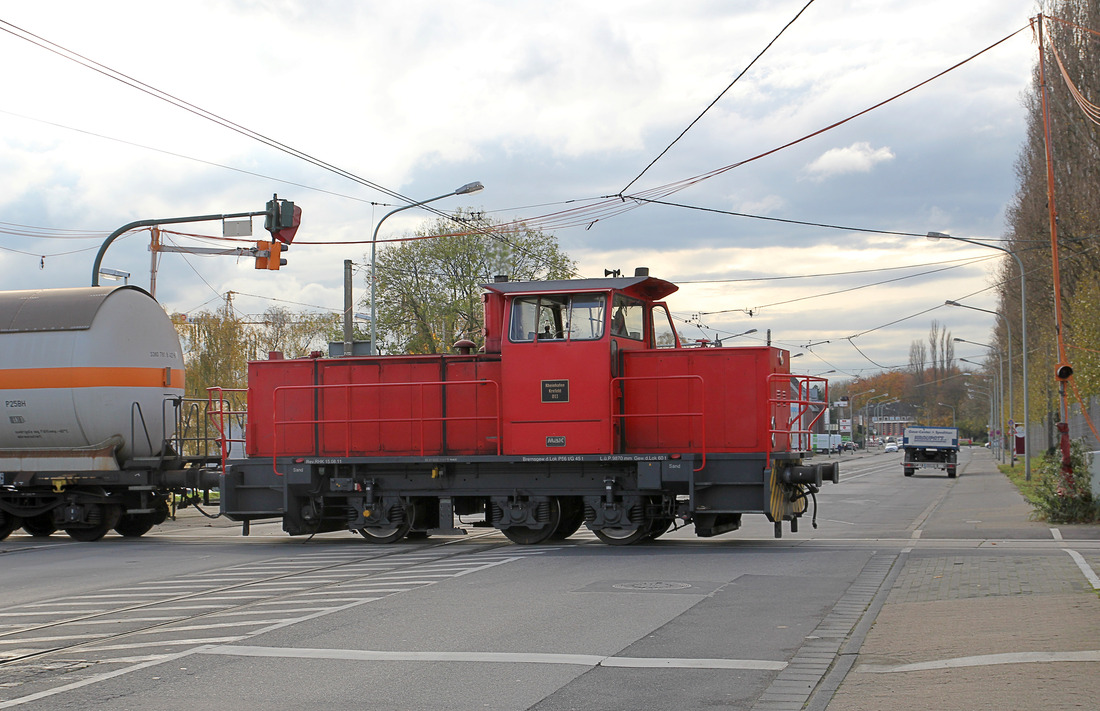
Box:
[766,374,829,470]
[170,394,238,460]
[206,387,249,474]
[269,380,502,471]
[609,374,708,471]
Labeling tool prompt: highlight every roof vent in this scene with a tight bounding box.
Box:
[634,267,650,277]
[493,274,509,283]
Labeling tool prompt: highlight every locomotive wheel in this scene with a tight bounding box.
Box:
[0,512,22,541]
[22,514,58,538]
[594,525,651,546]
[358,509,412,544]
[65,503,123,542]
[550,497,585,540]
[500,499,562,545]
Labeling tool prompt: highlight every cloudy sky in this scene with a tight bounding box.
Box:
[0,0,1042,381]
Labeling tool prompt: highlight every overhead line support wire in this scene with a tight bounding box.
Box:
[620,0,819,194]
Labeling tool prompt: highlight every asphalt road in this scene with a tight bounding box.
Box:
[1,447,1096,710]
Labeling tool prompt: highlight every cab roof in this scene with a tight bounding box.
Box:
[482,275,678,301]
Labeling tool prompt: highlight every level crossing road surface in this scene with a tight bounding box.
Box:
[1,447,1097,710]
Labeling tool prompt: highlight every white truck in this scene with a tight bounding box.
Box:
[902,426,959,478]
[812,433,842,453]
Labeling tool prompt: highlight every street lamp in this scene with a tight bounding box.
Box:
[875,397,900,440]
[864,392,890,447]
[848,388,875,448]
[929,231,1029,479]
[946,299,1015,462]
[937,402,956,429]
[958,337,1005,464]
[369,181,485,355]
[966,381,996,455]
[98,268,130,284]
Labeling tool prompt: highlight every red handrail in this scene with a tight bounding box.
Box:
[610,374,707,471]
[766,374,829,469]
[269,379,501,473]
[206,387,248,475]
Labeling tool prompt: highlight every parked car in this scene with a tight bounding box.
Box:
[884,441,899,453]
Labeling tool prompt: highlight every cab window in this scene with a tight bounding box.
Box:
[611,294,645,341]
[652,305,679,348]
[510,293,606,342]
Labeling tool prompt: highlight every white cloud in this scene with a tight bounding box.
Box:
[802,142,896,181]
[0,0,1037,375]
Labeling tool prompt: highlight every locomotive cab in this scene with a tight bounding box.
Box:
[484,273,680,456]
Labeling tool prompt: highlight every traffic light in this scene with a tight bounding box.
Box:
[253,240,289,270]
[1055,362,1074,381]
[267,240,286,270]
[264,194,301,244]
[254,240,270,269]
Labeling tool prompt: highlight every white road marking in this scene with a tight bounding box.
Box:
[198,644,787,670]
[0,648,200,710]
[858,650,1100,673]
[1064,548,1100,590]
[1051,527,1063,540]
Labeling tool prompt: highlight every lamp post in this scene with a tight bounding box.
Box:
[864,392,890,448]
[946,299,1015,463]
[958,337,1005,464]
[875,397,900,441]
[937,401,956,429]
[369,181,484,355]
[929,231,1029,479]
[849,388,875,448]
[967,382,996,455]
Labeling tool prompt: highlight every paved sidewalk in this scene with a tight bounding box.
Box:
[824,450,1100,710]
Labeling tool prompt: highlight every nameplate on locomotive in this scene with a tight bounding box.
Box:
[546,435,566,447]
[541,379,569,402]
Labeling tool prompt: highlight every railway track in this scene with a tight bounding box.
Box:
[0,531,553,700]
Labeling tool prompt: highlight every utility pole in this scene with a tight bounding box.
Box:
[343,260,354,356]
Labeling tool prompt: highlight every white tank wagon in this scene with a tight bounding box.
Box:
[0,286,222,541]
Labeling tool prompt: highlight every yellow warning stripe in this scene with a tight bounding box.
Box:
[0,366,185,389]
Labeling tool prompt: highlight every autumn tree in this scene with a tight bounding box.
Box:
[1002,2,1100,449]
[175,299,337,399]
[370,210,576,354]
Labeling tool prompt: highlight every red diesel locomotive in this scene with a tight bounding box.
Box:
[219,269,838,545]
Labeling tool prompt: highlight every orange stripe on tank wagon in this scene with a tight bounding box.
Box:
[0,367,186,389]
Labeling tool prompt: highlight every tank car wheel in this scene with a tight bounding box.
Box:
[65,503,122,542]
[500,499,562,545]
[115,500,169,538]
[22,514,58,538]
[0,512,22,541]
[594,525,651,546]
[114,513,157,538]
[646,518,674,540]
[550,497,585,540]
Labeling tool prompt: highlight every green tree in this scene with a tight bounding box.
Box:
[173,294,249,398]
[370,210,575,354]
